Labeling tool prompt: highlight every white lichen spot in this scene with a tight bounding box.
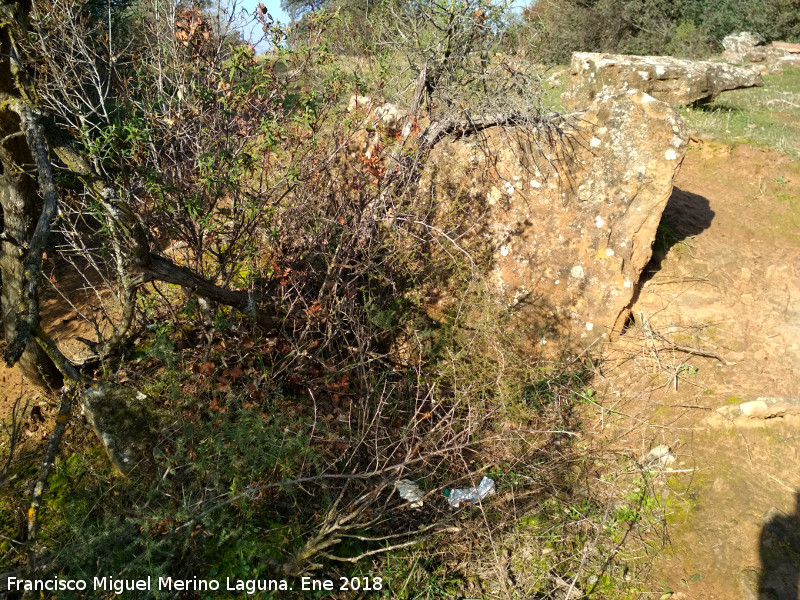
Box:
[530,179,542,189]
[665,148,677,160]
[585,322,594,331]
[620,241,627,248]
[605,248,615,257]
[554,279,560,285]
[540,337,547,346]
[595,215,605,228]
[487,187,501,205]
[637,70,650,80]
[502,181,515,196]
[624,279,632,288]
[656,65,666,76]
[671,135,684,148]
[590,137,602,148]
[570,265,585,279]
[500,245,510,257]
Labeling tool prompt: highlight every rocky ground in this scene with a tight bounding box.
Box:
[595,140,800,599]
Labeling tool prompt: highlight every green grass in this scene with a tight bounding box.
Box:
[541,63,800,154]
[681,67,800,156]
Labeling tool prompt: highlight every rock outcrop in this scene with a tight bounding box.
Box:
[721,31,762,54]
[80,382,153,476]
[717,397,800,421]
[423,90,688,349]
[561,52,763,110]
[720,35,800,72]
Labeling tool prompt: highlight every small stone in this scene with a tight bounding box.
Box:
[737,569,759,600]
[643,445,675,470]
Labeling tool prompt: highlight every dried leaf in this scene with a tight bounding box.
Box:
[200,362,215,376]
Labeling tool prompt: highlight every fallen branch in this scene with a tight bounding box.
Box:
[418,111,548,152]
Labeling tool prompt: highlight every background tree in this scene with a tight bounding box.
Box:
[527,0,800,63]
[281,0,326,21]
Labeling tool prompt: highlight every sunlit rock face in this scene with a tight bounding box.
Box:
[562,52,763,109]
[422,90,688,350]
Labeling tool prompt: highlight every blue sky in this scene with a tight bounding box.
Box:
[232,0,289,50]
[242,0,290,23]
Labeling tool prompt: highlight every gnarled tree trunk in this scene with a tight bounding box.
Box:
[0,3,62,395]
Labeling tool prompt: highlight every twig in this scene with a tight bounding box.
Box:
[768,474,795,493]
[172,428,576,534]
[736,426,753,467]
[25,389,72,576]
[318,527,460,564]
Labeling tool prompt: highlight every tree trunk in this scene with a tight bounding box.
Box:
[1,3,63,395]
[0,151,63,394]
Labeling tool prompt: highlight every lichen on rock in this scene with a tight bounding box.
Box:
[79,382,154,476]
[421,90,688,351]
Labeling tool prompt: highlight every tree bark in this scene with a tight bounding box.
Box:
[0,166,63,393]
[1,4,63,392]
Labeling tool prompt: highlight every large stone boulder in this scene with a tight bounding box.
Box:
[562,52,763,110]
[722,31,762,54]
[422,90,687,349]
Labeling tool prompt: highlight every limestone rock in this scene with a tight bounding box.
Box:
[374,102,407,136]
[347,94,374,114]
[562,52,763,110]
[422,90,687,349]
[721,32,762,54]
[643,445,676,470]
[770,41,800,68]
[717,396,800,420]
[737,568,759,600]
[771,41,800,55]
[79,382,154,476]
[719,39,800,73]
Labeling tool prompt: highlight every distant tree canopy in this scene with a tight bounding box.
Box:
[281,0,369,22]
[280,0,799,63]
[526,0,800,63]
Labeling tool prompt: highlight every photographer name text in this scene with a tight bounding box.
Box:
[6,575,384,595]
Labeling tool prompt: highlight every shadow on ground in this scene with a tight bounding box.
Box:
[752,493,800,600]
[642,187,715,283]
